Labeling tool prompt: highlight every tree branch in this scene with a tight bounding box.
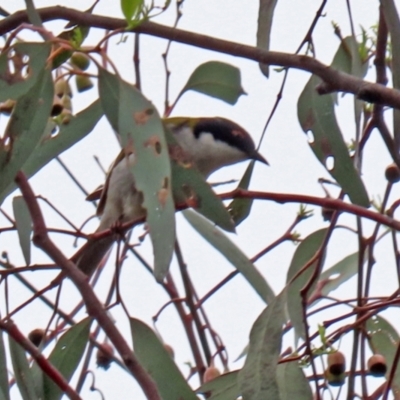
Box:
[1,6,400,109]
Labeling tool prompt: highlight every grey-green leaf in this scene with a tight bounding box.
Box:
[178,61,245,105]
[256,0,278,77]
[238,292,285,400]
[297,74,369,207]
[286,229,327,341]
[381,1,400,155]
[12,196,32,265]
[0,68,54,205]
[2,100,103,201]
[43,318,91,400]
[366,314,400,396]
[130,318,198,400]
[277,361,312,400]
[9,336,37,400]
[0,42,51,102]
[227,160,256,226]
[99,68,175,282]
[183,209,275,304]
[0,330,9,400]
[197,370,240,400]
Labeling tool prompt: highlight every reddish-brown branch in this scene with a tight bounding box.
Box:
[1,6,400,108]
[14,171,161,400]
[0,319,81,400]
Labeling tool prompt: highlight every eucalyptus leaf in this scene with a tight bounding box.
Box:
[366,314,400,396]
[0,68,54,205]
[286,229,327,341]
[0,42,51,102]
[256,0,278,77]
[381,0,400,154]
[98,68,175,282]
[0,330,9,400]
[9,336,37,400]
[297,74,369,207]
[277,361,312,400]
[43,318,91,400]
[183,209,275,304]
[12,196,32,265]
[197,370,240,400]
[238,292,285,400]
[177,61,245,105]
[130,318,198,400]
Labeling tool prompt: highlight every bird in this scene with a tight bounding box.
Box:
[75,116,268,277]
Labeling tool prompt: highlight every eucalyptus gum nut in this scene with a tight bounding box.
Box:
[368,354,387,377]
[75,75,94,92]
[28,328,46,347]
[61,94,72,112]
[51,95,63,116]
[203,366,221,383]
[55,78,72,98]
[96,342,114,370]
[385,163,400,183]
[325,369,345,387]
[327,351,346,375]
[0,99,15,114]
[70,52,91,71]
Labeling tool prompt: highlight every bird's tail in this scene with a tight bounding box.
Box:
[74,234,115,277]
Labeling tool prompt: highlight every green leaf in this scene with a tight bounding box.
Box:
[130,318,198,400]
[238,292,285,400]
[98,68,175,282]
[0,68,54,205]
[0,330,9,400]
[9,336,37,400]
[183,209,275,304]
[381,1,400,157]
[366,315,400,396]
[121,0,143,21]
[177,61,245,105]
[43,318,91,400]
[2,100,103,200]
[227,161,256,226]
[197,370,240,400]
[314,252,359,299]
[297,74,369,207]
[12,196,32,265]
[286,229,327,341]
[277,361,312,400]
[256,0,278,77]
[165,125,235,232]
[0,42,51,102]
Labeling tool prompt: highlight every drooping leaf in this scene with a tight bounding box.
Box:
[43,318,91,400]
[297,74,369,207]
[0,42,51,102]
[165,125,235,232]
[256,0,278,77]
[276,361,313,400]
[9,336,37,400]
[197,370,240,400]
[381,0,400,155]
[0,330,9,400]
[312,251,359,301]
[183,209,275,304]
[12,196,32,265]
[121,0,143,21]
[0,68,54,205]
[238,292,285,400]
[98,68,175,282]
[177,61,245,105]
[130,318,198,400]
[1,100,103,200]
[366,314,400,397]
[227,160,256,226]
[286,229,327,341]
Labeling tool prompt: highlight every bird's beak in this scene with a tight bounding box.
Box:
[252,150,269,166]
